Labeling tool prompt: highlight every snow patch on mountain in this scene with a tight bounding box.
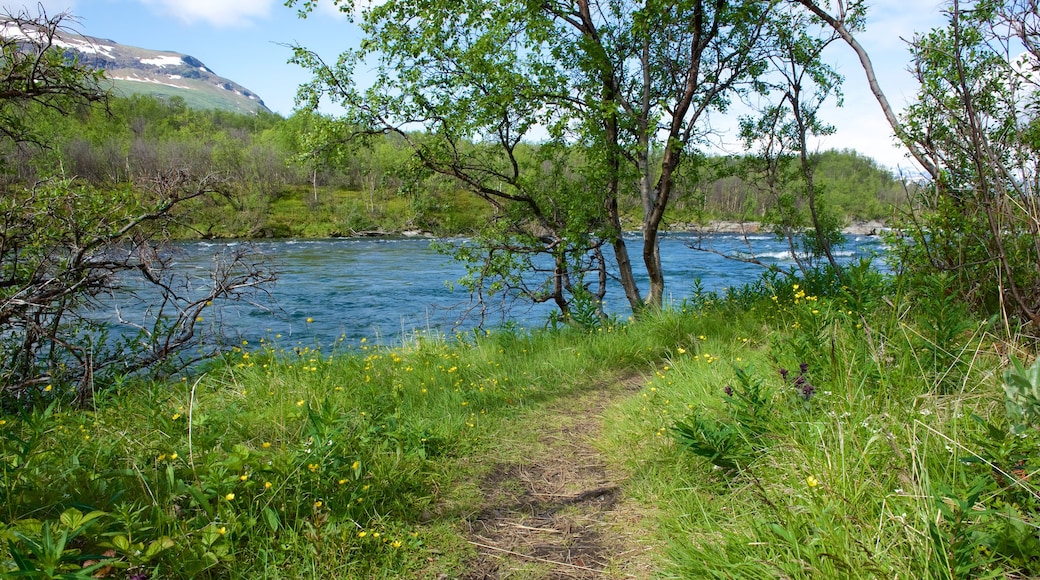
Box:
[140,55,184,67]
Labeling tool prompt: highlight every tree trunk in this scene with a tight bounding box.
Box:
[791,0,938,179]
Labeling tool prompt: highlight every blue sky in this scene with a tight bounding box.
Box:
[19,0,945,172]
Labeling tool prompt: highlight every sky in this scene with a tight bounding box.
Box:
[12,0,946,173]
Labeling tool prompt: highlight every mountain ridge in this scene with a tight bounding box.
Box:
[54,30,271,115]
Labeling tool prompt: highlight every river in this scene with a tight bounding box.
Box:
[109,232,886,349]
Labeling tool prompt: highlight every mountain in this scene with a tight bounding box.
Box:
[55,32,271,115]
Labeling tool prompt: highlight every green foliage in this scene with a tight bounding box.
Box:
[3,263,1039,577]
[666,150,903,225]
[1003,356,1040,434]
[0,320,662,577]
[672,366,775,473]
[599,262,1040,579]
[3,508,116,579]
[926,479,1002,579]
[738,4,854,277]
[813,150,905,218]
[1,84,902,242]
[911,273,981,393]
[894,1,1040,327]
[0,174,273,405]
[0,12,283,403]
[287,0,830,314]
[0,7,107,150]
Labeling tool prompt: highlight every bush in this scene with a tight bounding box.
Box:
[0,173,273,407]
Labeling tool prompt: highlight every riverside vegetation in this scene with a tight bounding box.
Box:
[4,92,904,240]
[3,263,1039,578]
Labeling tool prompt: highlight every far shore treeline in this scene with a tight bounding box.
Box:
[3,93,906,240]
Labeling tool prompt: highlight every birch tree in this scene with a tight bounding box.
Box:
[794,0,1040,326]
[288,0,780,319]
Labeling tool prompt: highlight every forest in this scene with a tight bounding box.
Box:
[3,93,906,239]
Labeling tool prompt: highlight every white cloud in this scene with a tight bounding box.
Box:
[860,1,946,50]
[4,1,77,17]
[797,3,949,171]
[138,0,275,28]
[7,0,273,27]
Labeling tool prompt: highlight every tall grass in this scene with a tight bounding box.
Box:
[603,265,1039,579]
[0,320,672,578]
[2,264,1037,578]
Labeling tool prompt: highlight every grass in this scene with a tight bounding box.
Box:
[603,270,1039,579]
[2,266,1039,578]
[108,82,265,116]
[0,320,667,578]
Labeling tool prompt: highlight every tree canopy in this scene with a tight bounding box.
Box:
[288,0,853,321]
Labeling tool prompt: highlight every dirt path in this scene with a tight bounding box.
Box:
[459,375,653,579]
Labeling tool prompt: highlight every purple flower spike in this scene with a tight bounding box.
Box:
[801,382,816,401]
[723,385,734,397]
[799,362,809,374]
[779,368,789,380]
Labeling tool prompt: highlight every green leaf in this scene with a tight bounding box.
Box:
[110,534,131,553]
[7,539,39,573]
[58,508,107,533]
[262,507,281,532]
[185,486,215,518]
[144,536,175,559]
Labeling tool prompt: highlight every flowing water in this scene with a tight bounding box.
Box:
[107,232,886,349]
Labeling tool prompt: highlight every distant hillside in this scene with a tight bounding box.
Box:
[54,32,270,115]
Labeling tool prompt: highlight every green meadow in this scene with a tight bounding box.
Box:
[3,263,1037,578]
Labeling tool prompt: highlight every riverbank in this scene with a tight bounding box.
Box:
[674,219,888,236]
[316,219,889,240]
[2,272,1028,578]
